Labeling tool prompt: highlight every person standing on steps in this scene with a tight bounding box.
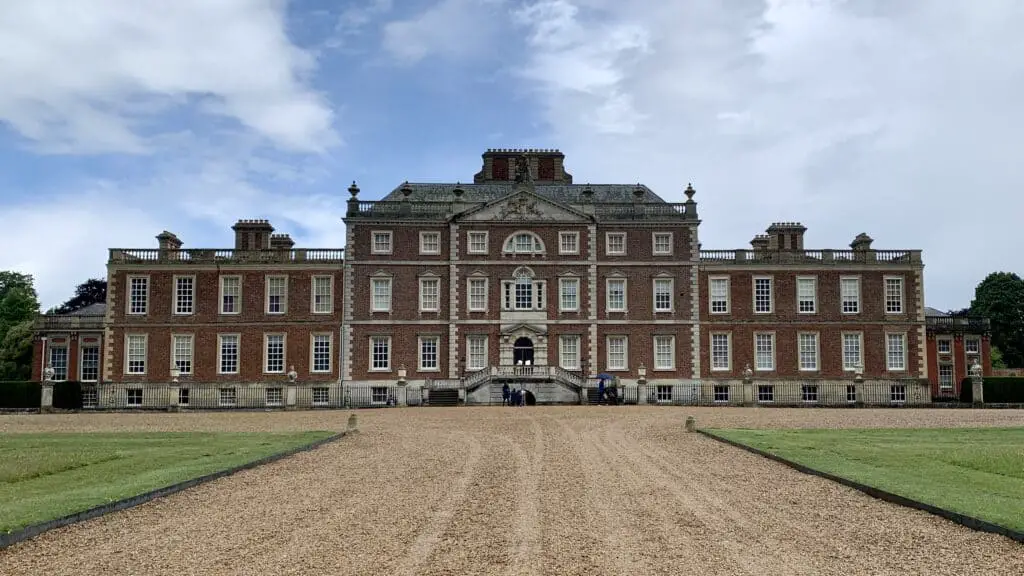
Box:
[597,378,606,405]
[502,382,510,406]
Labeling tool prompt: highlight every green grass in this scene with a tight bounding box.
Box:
[710,427,1024,533]
[0,431,334,533]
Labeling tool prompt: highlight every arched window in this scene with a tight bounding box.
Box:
[503,231,545,255]
[502,266,545,310]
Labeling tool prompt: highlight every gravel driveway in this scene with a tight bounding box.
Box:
[1,407,1022,575]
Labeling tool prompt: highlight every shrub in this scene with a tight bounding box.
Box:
[53,381,83,409]
[959,376,1024,403]
[0,381,41,409]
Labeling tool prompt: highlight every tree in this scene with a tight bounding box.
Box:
[50,278,107,315]
[990,346,1007,370]
[970,272,1024,368]
[0,271,40,380]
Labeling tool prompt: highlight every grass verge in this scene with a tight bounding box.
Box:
[0,431,333,533]
[709,427,1024,533]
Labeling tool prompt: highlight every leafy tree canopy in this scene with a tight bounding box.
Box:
[970,272,1024,368]
[0,271,40,381]
[49,278,107,315]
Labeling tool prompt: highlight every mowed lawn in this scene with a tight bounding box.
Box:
[710,427,1024,533]
[0,431,333,533]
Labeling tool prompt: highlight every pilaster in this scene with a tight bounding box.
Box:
[914,266,927,379]
[102,266,116,382]
[587,224,598,373]
[342,224,355,382]
[689,225,702,380]
[449,223,460,378]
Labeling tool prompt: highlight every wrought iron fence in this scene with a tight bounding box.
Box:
[584,379,930,407]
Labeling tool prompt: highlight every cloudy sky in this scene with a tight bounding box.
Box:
[0,0,1020,309]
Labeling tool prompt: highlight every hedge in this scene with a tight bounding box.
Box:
[959,377,1024,403]
[0,381,41,409]
[53,381,84,409]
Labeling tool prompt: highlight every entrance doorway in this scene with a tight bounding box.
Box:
[513,337,534,365]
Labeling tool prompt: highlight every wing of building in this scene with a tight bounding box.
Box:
[31,148,993,407]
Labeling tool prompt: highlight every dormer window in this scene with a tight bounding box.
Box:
[503,231,545,255]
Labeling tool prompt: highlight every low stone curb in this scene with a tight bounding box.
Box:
[0,431,348,550]
[696,429,1024,545]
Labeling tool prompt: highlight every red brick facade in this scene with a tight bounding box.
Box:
[33,149,944,393]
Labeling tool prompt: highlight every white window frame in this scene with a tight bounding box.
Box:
[171,334,194,375]
[311,275,334,314]
[840,276,861,314]
[371,277,392,312]
[558,231,580,255]
[265,275,288,315]
[964,337,980,355]
[841,332,863,372]
[653,277,673,313]
[124,334,148,375]
[754,332,775,371]
[559,335,581,370]
[79,344,100,382]
[369,336,391,371]
[653,335,675,371]
[709,276,730,314]
[48,345,68,382]
[467,231,489,254]
[886,332,907,372]
[652,232,673,256]
[937,337,952,355]
[311,333,333,373]
[884,276,905,314]
[219,275,242,315]
[503,231,545,255]
[173,275,195,315]
[606,335,628,371]
[753,276,773,314]
[264,333,286,374]
[371,230,393,255]
[796,276,817,314]
[467,277,488,312]
[710,332,731,372]
[419,231,441,255]
[503,276,546,311]
[559,277,580,312]
[605,232,626,255]
[218,334,240,375]
[419,276,441,312]
[467,335,488,371]
[126,275,149,315]
[606,277,627,312]
[938,363,954,390]
[418,336,440,372]
[798,332,819,372]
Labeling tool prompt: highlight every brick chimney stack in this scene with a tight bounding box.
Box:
[270,233,295,250]
[750,234,770,251]
[850,232,874,251]
[231,219,274,250]
[765,222,807,250]
[156,231,182,251]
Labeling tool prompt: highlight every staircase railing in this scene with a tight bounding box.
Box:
[552,366,585,389]
[463,369,491,390]
[462,364,586,392]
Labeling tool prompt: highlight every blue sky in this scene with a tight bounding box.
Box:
[0,0,1021,310]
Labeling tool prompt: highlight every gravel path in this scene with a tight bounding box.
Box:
[1,407,1022,575]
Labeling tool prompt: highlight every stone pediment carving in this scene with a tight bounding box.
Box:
[455,191,590,223]
[500,323,548,336]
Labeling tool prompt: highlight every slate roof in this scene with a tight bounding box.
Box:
[924,307,949,317]
[60,303,107,316]
[379,183,669,204]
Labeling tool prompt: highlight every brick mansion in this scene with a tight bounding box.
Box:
[32,149,992,406]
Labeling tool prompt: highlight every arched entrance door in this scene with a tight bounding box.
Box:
[513,337,534,365]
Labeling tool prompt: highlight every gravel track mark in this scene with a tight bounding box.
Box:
[615,419,1024,576]
[393,434,484,576]
[506,414,544,576]
[2,407,1022,575]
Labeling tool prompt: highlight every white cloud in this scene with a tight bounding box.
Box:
[0,0,336,153]
[382,0,505,64]
[513,0,1024,308]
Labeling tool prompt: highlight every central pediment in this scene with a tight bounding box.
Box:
[454,190,592,223]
